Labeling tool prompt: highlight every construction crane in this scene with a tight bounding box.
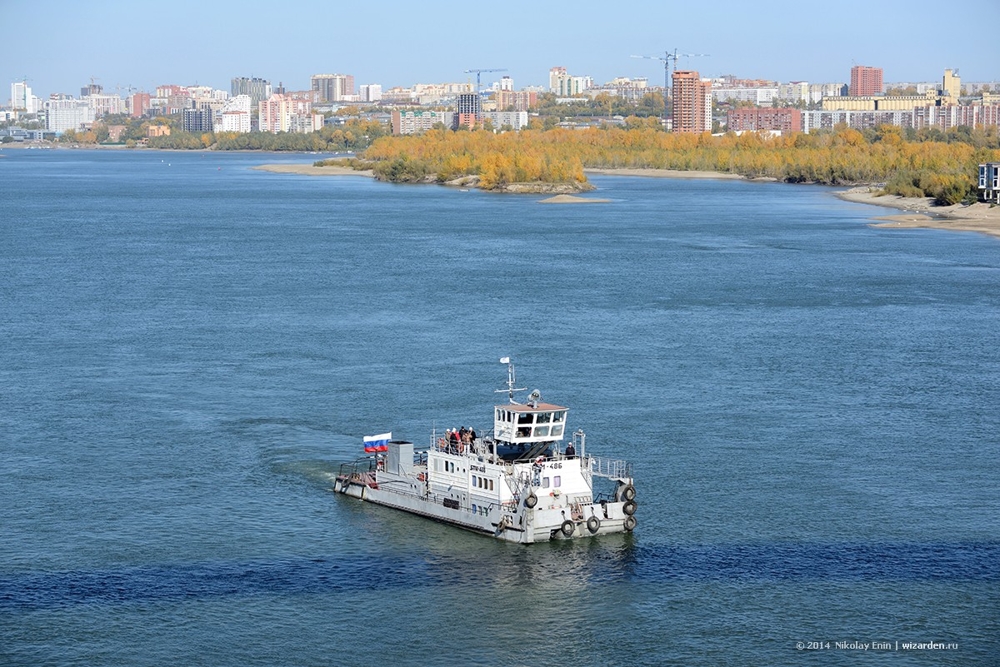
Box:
[464,68,508,96]
[631,50,708,121]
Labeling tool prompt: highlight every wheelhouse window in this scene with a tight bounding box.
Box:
[533,425,550,437]
[517,412,533,425]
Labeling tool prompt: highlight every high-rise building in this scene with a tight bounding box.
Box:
[849,65,883,97]
[231,77,272,106]
[10,81,37,112]
[456,92,481,128]
[44,98,95,133]
[182,107,214,133]
[497,89,537,112]
[942,69,961,100]
[129,92,151,118]
[549,67,591,96]
[358,84,382,103]
[672,70,711,133]
[311,74,355,103]
[727,107,802,133]
[80,82,102,98]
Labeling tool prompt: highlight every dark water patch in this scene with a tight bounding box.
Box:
[3,541,996,611]
[630,541,1000,583]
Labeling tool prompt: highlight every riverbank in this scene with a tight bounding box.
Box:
[585,167,745,180]
[836,187,1000,239]
[252,163,372,176]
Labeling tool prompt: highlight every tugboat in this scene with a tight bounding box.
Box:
[333,358,637,543]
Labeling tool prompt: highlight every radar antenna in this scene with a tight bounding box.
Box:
[496,357,526,404]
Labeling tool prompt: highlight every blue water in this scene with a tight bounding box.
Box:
[1,149,998,666]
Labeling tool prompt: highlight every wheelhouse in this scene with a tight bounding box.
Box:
[494,403,568,444]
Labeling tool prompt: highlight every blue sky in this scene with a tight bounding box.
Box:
[4,0,998,100]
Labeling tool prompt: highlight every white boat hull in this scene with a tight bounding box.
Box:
[333,461,637,544]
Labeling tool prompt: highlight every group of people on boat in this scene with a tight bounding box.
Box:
[442,426,477,454]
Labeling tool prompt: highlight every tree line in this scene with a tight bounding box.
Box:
[356,122,1000,204]
[58,114,389,152]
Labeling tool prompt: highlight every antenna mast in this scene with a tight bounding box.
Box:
[496,357,526,403]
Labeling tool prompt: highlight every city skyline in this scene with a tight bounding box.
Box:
[4,0,998,102]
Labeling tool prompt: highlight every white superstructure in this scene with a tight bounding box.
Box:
[333,359,638,543]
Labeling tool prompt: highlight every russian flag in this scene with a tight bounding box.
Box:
[364,432,391,453]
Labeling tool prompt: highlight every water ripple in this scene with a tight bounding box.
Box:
[2,541,996,610]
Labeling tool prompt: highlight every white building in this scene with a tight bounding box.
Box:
[549,67,592,96]
[483,110,529,130]
[712,87,778,105]
[217,95,252,133]
[359,84,382,103]
[808,83,848,105]
[10,81,40,113]
[259,94,321,133]
[287,113,325,134]
[217,111,251,133]
[45,99,95,133]
[777,82,810,104]
[391,109,457,135]
[85,93,125,117]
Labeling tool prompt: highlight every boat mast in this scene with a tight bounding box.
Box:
[496,356,526,404]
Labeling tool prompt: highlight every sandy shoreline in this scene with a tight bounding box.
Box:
[585,167,745,180]
[539,194,611,204]
[252,163,372,176]
[835,187,1000,239]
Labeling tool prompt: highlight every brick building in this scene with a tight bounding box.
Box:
[727,107,803,133]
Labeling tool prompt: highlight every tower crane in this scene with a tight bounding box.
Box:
[630,50,708,121]
[464,68,508,96]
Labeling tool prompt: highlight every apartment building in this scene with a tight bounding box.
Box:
[311,74,355,103]
[44,98,95,133]
[391,109,457,135]
[727,107,803,133]
[849,65,883,97]
[672,70,711,133]
[231,77,271,106]
[549,67,592,96]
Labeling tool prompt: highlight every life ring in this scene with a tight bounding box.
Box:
[587,516,601,534]
[417,472,425,482]
[524,493,538,509]
[623,515,637,531]
[560,520,575,537]
[622,499,637,516]
[620,484,636,502]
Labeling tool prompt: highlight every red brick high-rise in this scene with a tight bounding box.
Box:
[849,65,883,97]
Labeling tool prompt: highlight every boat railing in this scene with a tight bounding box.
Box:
[363,479,511,520]
[337,456,377,478]
[587,455,633,481]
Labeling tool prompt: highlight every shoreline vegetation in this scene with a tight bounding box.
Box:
[345,125,999,201]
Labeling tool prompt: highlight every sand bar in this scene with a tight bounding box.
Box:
[539,194,611,204]
[586,167,743,180]
[253,163,372,176]
[837,187,1000,239]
